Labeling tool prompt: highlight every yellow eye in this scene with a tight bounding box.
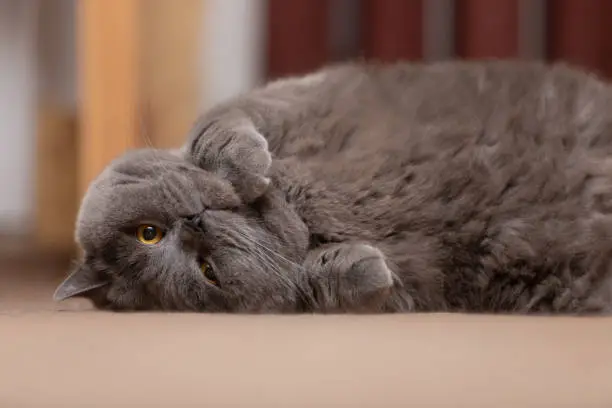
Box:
[136,224,164,245]
[201,262,218,285]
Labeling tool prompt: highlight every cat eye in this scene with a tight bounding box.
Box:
[136,224,164,245]
[201,261,218,286]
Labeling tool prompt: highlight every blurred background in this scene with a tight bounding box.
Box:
[1,0,611,267]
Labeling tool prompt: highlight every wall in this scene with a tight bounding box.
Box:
[0,0,40,233]
[200,0,266,109]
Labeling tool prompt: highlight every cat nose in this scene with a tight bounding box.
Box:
[181,213,201,224]
[180,214,204,232]
[178,220,199,248]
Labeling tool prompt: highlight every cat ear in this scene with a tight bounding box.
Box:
[53,263,109,301]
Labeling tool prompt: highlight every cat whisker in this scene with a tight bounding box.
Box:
[237,224,305,271]
[234,228,301,274]
[232,228,314,304]
[139,107,154,149]
[233,229,295,275]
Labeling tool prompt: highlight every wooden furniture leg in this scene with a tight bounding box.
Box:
[77,0,142,198]
[77,0,203,194]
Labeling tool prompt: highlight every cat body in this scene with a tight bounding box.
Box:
[56,60,612,314]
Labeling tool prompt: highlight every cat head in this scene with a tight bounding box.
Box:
[53,149,310,312]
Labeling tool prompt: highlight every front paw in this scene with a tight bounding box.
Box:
[188,119,272,203]
[308,243,394,312]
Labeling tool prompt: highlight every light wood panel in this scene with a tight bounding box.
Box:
[34,105,78,255]
[140,0,203,149]
[77,0,142,197]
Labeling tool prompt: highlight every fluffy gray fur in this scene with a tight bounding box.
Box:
[55,60,612,314]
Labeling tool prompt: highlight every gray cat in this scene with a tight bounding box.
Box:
[54,60,612,314]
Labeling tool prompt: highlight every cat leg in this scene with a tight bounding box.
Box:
[183,69,332,203]
[303,243,395,313]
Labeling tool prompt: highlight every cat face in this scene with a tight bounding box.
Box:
[54,149,311,312]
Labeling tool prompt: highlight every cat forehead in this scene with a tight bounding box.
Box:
[75,148,240,244]
[92,148,235,193]
[105,148,189,175]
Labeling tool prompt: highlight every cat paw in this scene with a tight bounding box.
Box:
[187,119,272,203]
[336,244,393,292]
[308,243,394,312]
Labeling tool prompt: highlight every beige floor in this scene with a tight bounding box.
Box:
[2,260,612,407]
